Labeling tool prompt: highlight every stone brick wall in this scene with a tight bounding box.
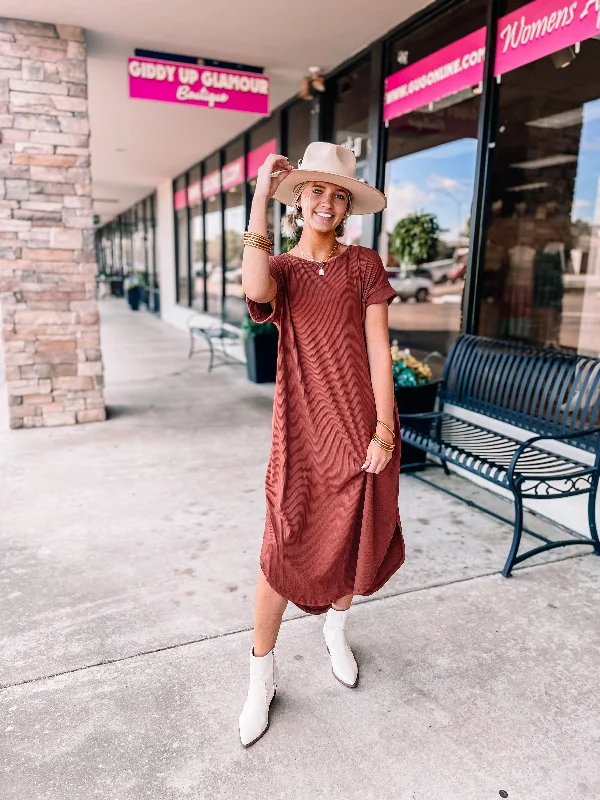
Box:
[0,18,105,429]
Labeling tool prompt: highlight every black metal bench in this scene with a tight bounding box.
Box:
[401,334,600,576]
[187,315,245,372]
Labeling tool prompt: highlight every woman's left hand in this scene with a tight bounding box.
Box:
[361,439,393,474]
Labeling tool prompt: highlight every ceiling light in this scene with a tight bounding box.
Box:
[526,109,584,129]
[551,46,575,69]
[506,181,550,192]
[511,154,578,169]
[114,147,127,153]
[93,198,120,204]
[299,76,313,101]
[308,66,325,93]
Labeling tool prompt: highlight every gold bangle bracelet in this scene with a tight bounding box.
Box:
[244,241,272,253]
[243,231,272,248]
[371,434,394,452]
[243,237,272,247]
[376,420,396,441]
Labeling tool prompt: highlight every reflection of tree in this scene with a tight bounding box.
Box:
[226,229,243,265]
[572,218,592,239]
[389,212,441,266]
[207,236,221,266]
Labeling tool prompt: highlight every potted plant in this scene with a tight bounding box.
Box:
[391,341,442,471]
[242,317,279,383]
[123,273,141,311]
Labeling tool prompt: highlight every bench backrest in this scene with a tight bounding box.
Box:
[441,335,600,454]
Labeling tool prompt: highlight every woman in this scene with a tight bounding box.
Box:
[240,142,404,747]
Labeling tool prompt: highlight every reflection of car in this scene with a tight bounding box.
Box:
[448,261,467,283]
[413,258,454,284]
[388,273,432,303]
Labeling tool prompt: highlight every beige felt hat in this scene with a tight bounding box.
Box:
[273,141,386,215]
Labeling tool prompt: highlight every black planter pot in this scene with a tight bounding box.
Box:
[245,331,279,383]
[126,286,140,311]
[395,380,442,472]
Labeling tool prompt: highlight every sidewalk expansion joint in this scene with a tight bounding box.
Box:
[0,551,589,692]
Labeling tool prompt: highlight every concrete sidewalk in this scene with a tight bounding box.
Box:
[1,299,599,799]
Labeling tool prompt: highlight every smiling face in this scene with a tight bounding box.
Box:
[298,181,351,234]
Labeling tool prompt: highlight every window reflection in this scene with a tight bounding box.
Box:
[382,0,486,361]
[174,175,190,306]
[479,37,600,355]
[204,155,222,317]
[332,60,372,246]
[223,142,246,324]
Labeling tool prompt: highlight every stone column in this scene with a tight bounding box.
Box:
[0,18,105,429]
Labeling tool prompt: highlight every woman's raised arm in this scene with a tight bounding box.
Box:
[241,154,293,303]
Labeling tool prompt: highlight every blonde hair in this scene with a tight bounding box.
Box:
[281,181,353,241]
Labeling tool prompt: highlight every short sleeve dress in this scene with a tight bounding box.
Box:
[247,245,405,615]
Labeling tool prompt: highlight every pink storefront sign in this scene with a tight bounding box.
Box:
[384,28,487,122]
[128,57,270,115]
[187,181,202,205]
[221,157,244,190]
[496,0,600,76]
[202,169,221,199]
[174,188,188,210]
[246,138,277,180]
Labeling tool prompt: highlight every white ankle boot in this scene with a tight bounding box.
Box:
[239,648,277,747]
[323,607,359,688]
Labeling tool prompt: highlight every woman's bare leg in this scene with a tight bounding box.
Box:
[332,594,353,611]
[253,568,288,657]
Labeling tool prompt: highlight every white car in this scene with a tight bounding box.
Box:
[414,258,455,284]
[388,273,432,303]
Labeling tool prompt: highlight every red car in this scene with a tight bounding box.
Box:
[448,261,467,283]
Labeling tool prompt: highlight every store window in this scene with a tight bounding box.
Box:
[203,154,223,317]
[249,119,278,250]
[382,0,487,359]
[131,203,148,280]
[122,210,134,277]
[96,193,158,309]
[145,195,159,313]
[223,141,246,324]
[188,165,205,311]
[478,3,600,356]
[286,100,312,167]
[331,59,372,246]
[174,174,190,306]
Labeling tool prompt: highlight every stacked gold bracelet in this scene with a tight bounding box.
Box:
[372,434,395,452]
[372,420,396,452]
[243,231,272,253]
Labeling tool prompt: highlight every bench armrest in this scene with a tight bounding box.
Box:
[400,411,443,420]
[507,426,600,486]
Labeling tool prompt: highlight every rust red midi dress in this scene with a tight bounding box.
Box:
[247,245,405,615]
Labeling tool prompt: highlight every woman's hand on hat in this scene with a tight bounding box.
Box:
[255,154,293,201]
[361,439,393,474]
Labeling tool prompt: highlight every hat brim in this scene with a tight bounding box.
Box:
[272,169,386,215]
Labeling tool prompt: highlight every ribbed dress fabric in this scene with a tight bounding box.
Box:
[247,245,405,614]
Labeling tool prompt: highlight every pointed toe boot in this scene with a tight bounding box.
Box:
[239,648,278,747]
[323,607,359,688]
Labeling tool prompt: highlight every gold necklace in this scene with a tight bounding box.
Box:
[297,242,338,275]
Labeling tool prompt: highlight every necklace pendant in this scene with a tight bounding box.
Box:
[318,266,325,276]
